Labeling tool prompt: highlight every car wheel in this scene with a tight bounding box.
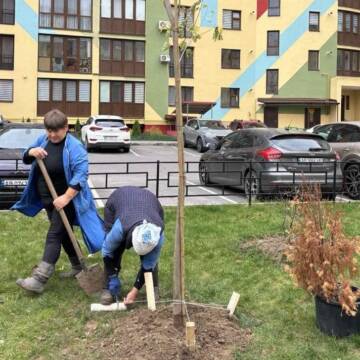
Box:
[344,164,360,199]
[123,147,130,153]
[196,138,205,153]
[199,161,210,185]
[244,170,260,200]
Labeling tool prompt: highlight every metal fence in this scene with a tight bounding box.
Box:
[0,159,353,208]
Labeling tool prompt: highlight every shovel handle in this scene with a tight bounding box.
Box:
[37,158,87,270]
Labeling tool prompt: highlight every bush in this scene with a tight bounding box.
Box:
[132,120,142,137]
[285,184,360,316]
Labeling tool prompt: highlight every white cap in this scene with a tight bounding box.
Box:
[132,220,161,256]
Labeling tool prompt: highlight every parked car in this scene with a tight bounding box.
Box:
[199,128,342,199]
[229,119,266,131]
[308,121,360,199]
[81,115,131,152]
[183,119,232,153]
[0,123,45,209]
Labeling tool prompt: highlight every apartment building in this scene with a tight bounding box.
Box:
[0,0,359,130]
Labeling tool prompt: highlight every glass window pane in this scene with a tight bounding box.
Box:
[338,12,343,32]
[80,38,91,58]
[101,0,111,18]
[113,41,121,61]
[112,82,122,102]
[135,42,144,62]
[53,15,64,28]
[66,81,77,101]
[67,15,78,29]
[136,0,145,21]
[54,0,64,13]
[37,79,50,101]
[67,0,77,14]
[114,0,122,18]
[168,86,175,106]
[124,83,133,102]
[39,14,51,27]
[134,82,144,103]
[80,0,91,16]
[52,80,63,101]
[125,0,134,19]
[124,41,133,61]
[67,38,77,57]
[79,81,90,102]
[100,39,111,60]
[39,35,51,56]
[100,81,110,102]
[222,10,231,29]
[0,80,12,101]
[40,0,51,13]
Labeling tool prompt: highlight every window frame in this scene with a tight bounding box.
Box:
[0,0,15,25]
[169,47,194,78]
[222,9,241,30]
[221,49,240,69]
[268,0,280,17]
[0,34,14,70]
[309,11,320,32]
[267,31,279,56]
[266,69,279,94]
[0,79,13,102]
[168,85,194,106]
[308,50,320,71]
[221,87,239,108]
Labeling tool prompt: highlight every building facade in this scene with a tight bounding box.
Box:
[0,0,359,130]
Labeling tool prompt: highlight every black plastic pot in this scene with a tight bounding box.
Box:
[315,289,360,337]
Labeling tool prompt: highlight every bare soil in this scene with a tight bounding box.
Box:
[82,305,252,360]
[239,235,289,262]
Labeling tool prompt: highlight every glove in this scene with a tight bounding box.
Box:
[108,275,121,298]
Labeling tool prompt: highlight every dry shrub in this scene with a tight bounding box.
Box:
[285,184,360,316]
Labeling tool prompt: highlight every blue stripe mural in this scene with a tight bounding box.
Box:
[200,0,218,28]
[203,0,336,119]
[16,1,38,40]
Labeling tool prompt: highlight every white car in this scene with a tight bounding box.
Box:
[81,115,131,152]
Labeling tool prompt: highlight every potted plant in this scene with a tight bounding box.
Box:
[285,184,360,337]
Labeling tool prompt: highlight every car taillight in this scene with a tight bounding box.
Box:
[120,127,130,132]
[257,147,283,161]
[89,126,102,131]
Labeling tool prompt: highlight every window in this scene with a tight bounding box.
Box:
[337,49,360,75]
[100,38,144,76]
[221,49,240,69]
[222,10,241,30]
[309,12,320,31]
[221,88,239,108]
[169,47,193,78]
[0,0,15,24]
[266,69,278,94]
[0,79,13,101]
[101,0,145,21]
[268,0,280,17]
[168,86,193,106]
[37,78,91,116]
[39,0,92,31]
[267,31,279,56]
[338,11,343,32]
[308,50,319,71]
[177,6,193,38]
[38,35,91,73]
[345,13,351,32]
[0,35,14,70]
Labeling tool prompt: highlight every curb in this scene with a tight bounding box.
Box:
[131,141,177,146]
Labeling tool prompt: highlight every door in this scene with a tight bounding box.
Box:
[264,107,278,127]
[305,108,321,129]
[341,95,345,122]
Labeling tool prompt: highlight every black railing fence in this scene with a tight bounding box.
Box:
[0,159,356,208]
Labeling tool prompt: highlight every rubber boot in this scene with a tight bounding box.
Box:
[16,261,55,294]
[100,289,114,305]
[59,257,82,279]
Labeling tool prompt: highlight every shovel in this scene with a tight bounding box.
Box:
[37,158,104,295]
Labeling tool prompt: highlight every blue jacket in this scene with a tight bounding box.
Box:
[12,133,105,253]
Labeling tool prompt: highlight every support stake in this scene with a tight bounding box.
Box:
[227,292,240,316]
[145,272,156,311]
[186,321,196,350]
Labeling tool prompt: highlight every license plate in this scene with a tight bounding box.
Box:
[104,136,117,140]
[298,158,324,163]
[1,179,28,187]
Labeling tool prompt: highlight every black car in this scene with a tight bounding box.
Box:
[199,128,343,199]
[0,123,45,209]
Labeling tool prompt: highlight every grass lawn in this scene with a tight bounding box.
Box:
[1,203,360,359]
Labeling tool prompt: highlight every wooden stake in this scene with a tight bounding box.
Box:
[145,272,156,311]
[227,292,240,316]
[186,321,196,350]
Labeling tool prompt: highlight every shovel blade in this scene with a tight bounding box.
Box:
[76,263,104,295]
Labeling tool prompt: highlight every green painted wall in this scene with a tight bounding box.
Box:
[278,33,337,98]
[145,0,169,121]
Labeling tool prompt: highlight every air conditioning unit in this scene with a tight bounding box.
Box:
[158,20,170,31]
[159,54,171,63]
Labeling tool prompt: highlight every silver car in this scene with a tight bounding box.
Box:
[199,128,342,199]
[183,119,232,153]
[309,121,360,199]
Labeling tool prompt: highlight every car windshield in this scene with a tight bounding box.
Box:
[271,136,330,151]
[95,120,125,127]
[199,120,225,129]
[0,128,45,149]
